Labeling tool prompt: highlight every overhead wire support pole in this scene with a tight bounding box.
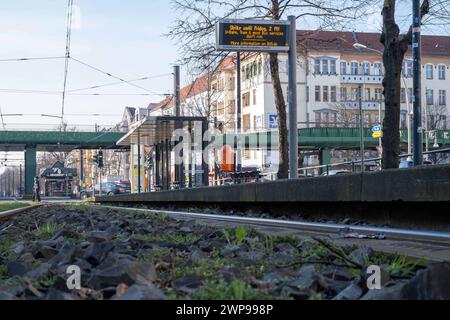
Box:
[288,16,298,179]
[0,105,6,129]
[235,51,242,182]
[359,85,365,172]
[61,0,74,129]
[173,65,182,188]
[413,0,423,166]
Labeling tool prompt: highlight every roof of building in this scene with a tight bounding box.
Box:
[148,30,450,113]
[40,161,77,178]
[296,30,450,57]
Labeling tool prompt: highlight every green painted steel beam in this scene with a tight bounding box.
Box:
[24,146,36,196]
[0,131,127,151]
[222,128,450,149]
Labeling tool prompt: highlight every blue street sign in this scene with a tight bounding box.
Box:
[268,114,278,129]
[372,125,382,132]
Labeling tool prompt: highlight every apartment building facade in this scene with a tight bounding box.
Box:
[149,30,450,171]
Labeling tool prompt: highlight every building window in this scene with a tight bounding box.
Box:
[315,86,321,102]
[322,59,328,74]
[228,100,235,114]
[406,61,413,78]
[315,112,321,127]
[323,86,329,102]
[340,62,346,75]
[408,88,413,103]
[439,65,446,80]
[258,60,262,75]
[365,88,371,101]
[426,89,434,105]
[243,114,251,132]
[374,63,382,76]
[306,86,309,102]
[363,63,370,75]
[330,60,336,75]
[400,88,406,103]
[351,62,358,75]
[217,102,224,115]
[324,112,330,125]
[351,88,358,101]
[253,89,257,105]
[330,86,337,102]
[243,92,250,107]
[375,88,382,101]
[340,87,347,101]
[229,77,235,91]
[314,59,321,74]
[426,65,433,79]
[439,90,446,106]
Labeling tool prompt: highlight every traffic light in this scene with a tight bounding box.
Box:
[98,150,104,168]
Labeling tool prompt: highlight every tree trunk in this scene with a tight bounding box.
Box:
[269,0,288,179]
[269,52,289,179]
[380,0,429,169]
[380,0,408,169]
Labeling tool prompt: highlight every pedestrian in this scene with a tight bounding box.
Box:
[33,176,41,202]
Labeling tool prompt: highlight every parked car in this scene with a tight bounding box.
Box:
[80,182,131,199]
[399,160,432,169]
[320,170,351,176]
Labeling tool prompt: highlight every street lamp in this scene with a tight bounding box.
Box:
[353,43,413,160]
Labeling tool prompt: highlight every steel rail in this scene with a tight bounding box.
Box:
[99,205,450,245]
[0,203,40,220]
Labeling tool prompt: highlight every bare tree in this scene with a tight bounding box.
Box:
[425,103,449,130]
[183,60,237,132]
[167,0,368,179]
[331,103,359,128]
[379,0,450,168]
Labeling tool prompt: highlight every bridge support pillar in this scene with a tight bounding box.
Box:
[24,146,37,197]
[319,148,331,174]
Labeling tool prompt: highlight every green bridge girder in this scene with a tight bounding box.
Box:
[2,128,449,196]
[0,130,127,151]
[0,130,127,196]
[223,128,450,149]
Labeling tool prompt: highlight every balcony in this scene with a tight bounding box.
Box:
[340,75,383,84]
[342,101,383,110]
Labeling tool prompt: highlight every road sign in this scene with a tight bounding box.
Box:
[268,114,278,129]
[372,125,382,133]
[216,19,290,52]
[372,131,382,139]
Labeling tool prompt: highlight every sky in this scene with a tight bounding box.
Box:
[0,0,179,131]
[0,1,447,132]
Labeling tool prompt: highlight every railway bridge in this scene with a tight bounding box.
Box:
[0,130,128,195]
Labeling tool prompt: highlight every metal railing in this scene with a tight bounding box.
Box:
[298,147,450,177]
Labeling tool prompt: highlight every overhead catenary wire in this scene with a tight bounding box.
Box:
[0,56,66,62]
[69,57,167,96]
[60,0,74,126]
[0,89,157,96]
[66,73,172,93]
[0,113,121,117]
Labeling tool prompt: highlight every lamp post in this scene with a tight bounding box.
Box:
[412,0,423,166]
[353,43,413,160]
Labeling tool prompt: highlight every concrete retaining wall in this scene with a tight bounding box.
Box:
[96,165,450,203]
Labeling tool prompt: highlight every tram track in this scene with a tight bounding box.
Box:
[0,203,40,220]
[98,205,450,262]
